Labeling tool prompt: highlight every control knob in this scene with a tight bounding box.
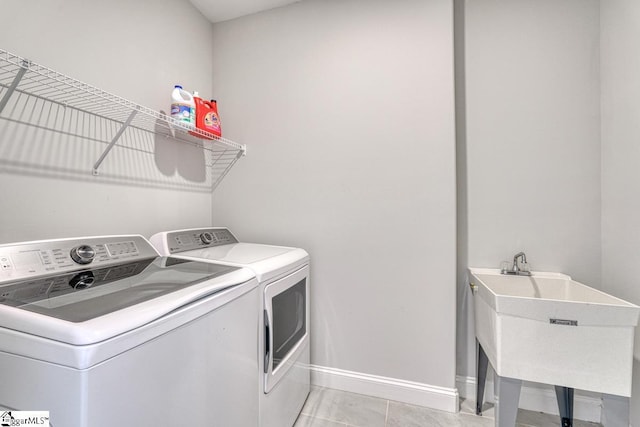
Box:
[69,271,95,289]
[70,245,96,265]
[200,232,214,245]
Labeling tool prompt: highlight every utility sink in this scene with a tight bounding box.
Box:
[469,268,640,396]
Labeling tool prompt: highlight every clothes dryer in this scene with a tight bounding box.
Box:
[150,228,310,427]
[0,235,259,427]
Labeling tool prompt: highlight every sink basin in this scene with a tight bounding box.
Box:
[469,268,640,396]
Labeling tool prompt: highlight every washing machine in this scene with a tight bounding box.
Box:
[0,234,259,427]
[149,228,310,427]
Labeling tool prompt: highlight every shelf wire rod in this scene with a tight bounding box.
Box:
[210,149,244,191]
[0,83,140,133]
[0,60,29,115]
[92,107,139,175]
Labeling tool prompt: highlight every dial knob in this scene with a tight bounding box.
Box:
[70,245,96,265]
[69,272,95,289]
[200,232,214,245]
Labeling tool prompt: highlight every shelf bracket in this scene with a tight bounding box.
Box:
[92,107,139,175]
[0,60,29,115]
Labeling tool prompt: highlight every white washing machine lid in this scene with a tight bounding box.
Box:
[149,229,309,283]
[0,256,255,345]
[195,243,293,264]
[170,243,308,283]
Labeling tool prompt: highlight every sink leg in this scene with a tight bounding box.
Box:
[494,374,522,427]
[554,386,574,427]
[476,340,489,415]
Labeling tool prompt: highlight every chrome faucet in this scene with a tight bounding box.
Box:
[501,251,531,276]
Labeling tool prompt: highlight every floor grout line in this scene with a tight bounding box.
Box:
[384,399,389,426]
[301,413,351,426]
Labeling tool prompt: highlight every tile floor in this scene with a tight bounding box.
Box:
[294,386,602,427]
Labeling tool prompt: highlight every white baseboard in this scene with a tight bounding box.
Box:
[310,364,459,413]
[456,375,602,423]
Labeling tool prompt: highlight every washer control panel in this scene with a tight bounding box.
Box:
[0,258,153,304]
[166,228,238,254]
[0,235,158,283]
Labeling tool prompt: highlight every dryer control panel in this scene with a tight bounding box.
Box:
[0,235,159,283]
[164,228,239,254]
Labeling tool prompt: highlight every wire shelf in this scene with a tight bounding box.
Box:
[0,48,245,189]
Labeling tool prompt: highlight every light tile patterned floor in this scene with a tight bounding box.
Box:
[294,386,602,427]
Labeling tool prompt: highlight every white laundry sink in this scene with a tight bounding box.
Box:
[469,268,640,396]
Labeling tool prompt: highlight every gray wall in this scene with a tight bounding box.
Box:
[210,0,458,388]
[0,0,215,243]
[459,0,601,377]
[600,0,640,422]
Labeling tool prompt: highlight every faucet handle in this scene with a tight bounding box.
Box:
[500,260,511,274]
[500,256,532,276]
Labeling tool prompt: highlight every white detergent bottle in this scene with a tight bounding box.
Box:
[171,85,195,130]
